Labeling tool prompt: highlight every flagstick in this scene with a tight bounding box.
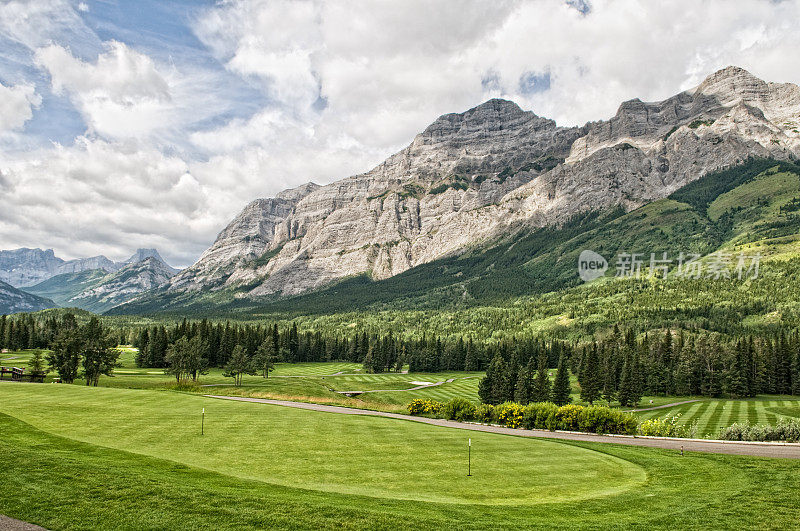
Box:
[202,407,205,436]
[468,438,472,476]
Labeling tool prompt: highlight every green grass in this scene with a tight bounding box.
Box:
[634,397,800,437]
[0,384,643,506]
[6,349,800,436]
[1,385,800,529]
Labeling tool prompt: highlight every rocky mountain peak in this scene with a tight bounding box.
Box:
[124,248,164,264]
[275,182,320,201]
[694,66,769,103]
[138,66,800,305]
[420,98,552,140]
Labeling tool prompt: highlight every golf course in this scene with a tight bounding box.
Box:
[1,381,800,529]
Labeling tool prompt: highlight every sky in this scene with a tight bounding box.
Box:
[1,0,800,267]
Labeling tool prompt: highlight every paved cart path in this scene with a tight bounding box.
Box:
[0,515,48,530]
[204,395,800,459]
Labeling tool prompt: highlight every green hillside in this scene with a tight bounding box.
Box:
[23,269,108,306]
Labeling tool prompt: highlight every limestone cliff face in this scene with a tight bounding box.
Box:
[166,67,800,298]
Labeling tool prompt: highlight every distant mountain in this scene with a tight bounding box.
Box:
[0,247,178,288]
[122,249,179,273]
[24,256,179,313]
[116,66,800,314]
[21,269,109,307]
[0,279,56,314]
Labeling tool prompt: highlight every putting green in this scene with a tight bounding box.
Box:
[0,384,645,505]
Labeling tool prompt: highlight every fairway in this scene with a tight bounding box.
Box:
[0,384,644,506]
[635,398,800,437]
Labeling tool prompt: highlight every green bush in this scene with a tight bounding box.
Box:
[554,404,584,431]
[496,402,525,428]
[522,402,559,430]
[719,419,800,442]
[407,399,443,416]
[488,401,638,435]
[442,397,477,422]
[578,405,638,435]
[476,403,496,423]
[638,414,696,438]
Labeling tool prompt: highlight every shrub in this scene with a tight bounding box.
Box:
[442,397,477,422]
[496,402,525,428]
[582,406,639,435]
[476,403,496,423]
[522,402,559,430]
[638,414,696,438]
[407,399,443,416]
[719,419,800,442]
[554,404,584,431]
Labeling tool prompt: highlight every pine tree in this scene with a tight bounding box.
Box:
[253,338,277,378]
[478,353,508,405]
[464,339,477,371]
[551,354,572,406]
[579,344,601,404]
[532,350,551,402]
[514,360,534,404]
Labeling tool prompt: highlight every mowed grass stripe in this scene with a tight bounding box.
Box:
[695,402,720,436]
[679,402,704,429]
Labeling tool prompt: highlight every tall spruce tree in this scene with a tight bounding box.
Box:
[514,359,535,404]
[551,353,572,406]
[478,353,508,405]
[532,350,551,402]
[579,344,601,404]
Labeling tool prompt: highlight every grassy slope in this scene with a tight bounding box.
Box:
[7,349,800,437]
[636,397,800,437]
[22,269,107,307]
[1,386,800,529]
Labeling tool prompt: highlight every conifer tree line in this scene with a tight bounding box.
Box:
[574,326,800,402]
[473,339,576,406]
[0,313,118,386]
[127,320,495,373]
[3,313,800,398]
[476,325,800,406]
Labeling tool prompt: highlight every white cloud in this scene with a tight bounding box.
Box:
[0,0,99,53]
[77,2,89,12]
[4,0,800,268]
[0,82,41,132]
[34,41,175,139]
[0,138,222,266]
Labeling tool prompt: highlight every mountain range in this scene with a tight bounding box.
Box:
[0,248,179,314]
[109,66,800,315]
[4,66,799,316]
